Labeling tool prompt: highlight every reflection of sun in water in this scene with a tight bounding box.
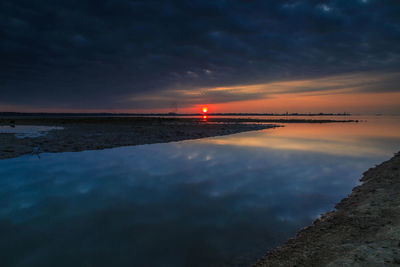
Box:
[202,107,208,121]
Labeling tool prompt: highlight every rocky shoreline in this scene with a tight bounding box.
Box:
[255,152,400,266]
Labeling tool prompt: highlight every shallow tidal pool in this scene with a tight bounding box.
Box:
[1,116,400,266]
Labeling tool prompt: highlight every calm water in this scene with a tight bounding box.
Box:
[1,116,400,266]
[0,125,63,138]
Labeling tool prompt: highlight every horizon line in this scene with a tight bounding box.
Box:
[0,111,360,117]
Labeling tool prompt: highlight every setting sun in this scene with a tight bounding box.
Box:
[202,107,208,113]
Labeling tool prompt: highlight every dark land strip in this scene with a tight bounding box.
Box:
[0,117,356,160]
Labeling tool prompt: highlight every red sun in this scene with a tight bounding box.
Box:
[202,107,208,113]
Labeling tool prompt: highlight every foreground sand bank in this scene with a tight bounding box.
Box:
[255,152,400,266]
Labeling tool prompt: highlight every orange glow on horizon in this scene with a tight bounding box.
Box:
[200,116,400,157]
[186,92,400,115]
[5,72,399,114]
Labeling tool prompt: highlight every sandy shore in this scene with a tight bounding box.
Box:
[255,152,400,266]
[0,117,356,160]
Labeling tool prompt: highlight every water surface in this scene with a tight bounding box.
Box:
[0,125,63,138]
[0,116,399,266]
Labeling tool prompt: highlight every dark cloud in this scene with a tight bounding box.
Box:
[1,0,400,110]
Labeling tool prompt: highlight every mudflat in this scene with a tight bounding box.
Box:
[0,117,280,159]
[255,152,400,266]
[0,116,356,160]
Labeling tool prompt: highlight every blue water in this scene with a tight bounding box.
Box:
[1,117,400,266]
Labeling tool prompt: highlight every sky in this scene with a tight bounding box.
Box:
[1,0,400,114]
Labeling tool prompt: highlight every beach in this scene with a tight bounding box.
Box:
[255,151,400,266]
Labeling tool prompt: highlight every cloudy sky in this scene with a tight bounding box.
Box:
[1,0,400,113]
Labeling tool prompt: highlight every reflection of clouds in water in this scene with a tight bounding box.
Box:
[77,184,92,194]
[0,119,399,265]
[201,118,400,157]
[203,134,392,157]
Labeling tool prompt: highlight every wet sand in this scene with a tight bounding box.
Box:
[255,152,400,266]
[0,117,356,160]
